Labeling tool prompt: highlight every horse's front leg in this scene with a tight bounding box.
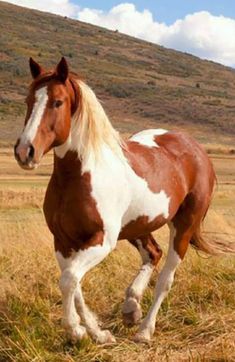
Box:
[56,231,117,344]
[58,263,87,342]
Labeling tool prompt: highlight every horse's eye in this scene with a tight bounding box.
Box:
[53,100,63,108]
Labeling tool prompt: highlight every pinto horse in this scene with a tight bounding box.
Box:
[14,57,231,344]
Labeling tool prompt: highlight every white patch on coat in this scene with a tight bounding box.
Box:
[121,178,170,227]
[82,145,170,248]
[130,129,168,147]
[20,87,48,144]
[82,145,131,247]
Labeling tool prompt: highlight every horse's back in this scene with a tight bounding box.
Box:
[127,128,214,192]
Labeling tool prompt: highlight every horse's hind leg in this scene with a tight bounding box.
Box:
[134,194,208,342]
[122,234,162,327]
[133,223,190,342]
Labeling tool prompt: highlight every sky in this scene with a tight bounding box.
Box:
[3,0,235,67]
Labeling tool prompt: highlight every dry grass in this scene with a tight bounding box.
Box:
[0,151,235,361]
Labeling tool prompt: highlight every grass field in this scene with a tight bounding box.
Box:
[0,148,234,362]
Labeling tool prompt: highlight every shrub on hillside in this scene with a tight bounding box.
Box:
[105,84,130,98]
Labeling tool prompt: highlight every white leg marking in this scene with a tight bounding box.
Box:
[59,268,87,342]
[20,87,48,144]
[126,240,154,301]
[127,263,153,301]
[56,233,117,344]
[123,240,154,326]
[134,226,181,342]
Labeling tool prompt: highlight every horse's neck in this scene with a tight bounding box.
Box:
[54,80,125,176]
[53,151,83,184]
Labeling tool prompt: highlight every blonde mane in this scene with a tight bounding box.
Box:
[72,80,125,164]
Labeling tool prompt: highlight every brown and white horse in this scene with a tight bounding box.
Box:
[14,57,232,344]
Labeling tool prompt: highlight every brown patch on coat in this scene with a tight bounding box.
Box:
[43,151,104,257]
[119,215,166,241]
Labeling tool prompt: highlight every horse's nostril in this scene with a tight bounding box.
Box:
[28,144,35,160]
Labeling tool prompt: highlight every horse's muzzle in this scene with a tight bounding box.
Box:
[14,139,37,170]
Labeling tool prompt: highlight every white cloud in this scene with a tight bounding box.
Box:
[78,3,235,67]
[6,0,78,17]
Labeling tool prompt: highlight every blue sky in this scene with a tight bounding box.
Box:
[6,0,235,66]
[73,0,235,24]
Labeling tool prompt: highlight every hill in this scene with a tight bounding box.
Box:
[0,1,235,148]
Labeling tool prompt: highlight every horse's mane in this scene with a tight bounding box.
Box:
[72,78,126,164]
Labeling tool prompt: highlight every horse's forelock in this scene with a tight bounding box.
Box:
[30,72,56,90]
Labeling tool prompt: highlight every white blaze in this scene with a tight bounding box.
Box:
[21,86,48,143]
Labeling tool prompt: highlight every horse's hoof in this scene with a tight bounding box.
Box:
[67,325,87,343]
[122,298,142,327]
[133,330,152,344]
[95,329,116,344]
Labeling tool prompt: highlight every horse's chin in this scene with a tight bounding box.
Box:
[17,160,39,170]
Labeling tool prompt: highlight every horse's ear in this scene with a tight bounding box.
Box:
[56,57,69,83]
[29,57,43,79]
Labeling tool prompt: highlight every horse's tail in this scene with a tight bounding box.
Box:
[190,170,235,255]
[190,226,235,255]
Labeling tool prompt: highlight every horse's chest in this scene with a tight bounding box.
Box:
[43,175,103,243]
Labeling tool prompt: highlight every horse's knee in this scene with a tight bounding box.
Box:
[131,235,163,266]
[151,245,163,266]
[146,237,163,266]
[59,269,78,294]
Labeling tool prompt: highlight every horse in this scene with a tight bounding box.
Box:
[14,57,233,344]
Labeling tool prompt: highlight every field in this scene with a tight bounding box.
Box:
[0,148,234,362]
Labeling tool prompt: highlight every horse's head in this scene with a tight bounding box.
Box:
[14,57,78,169]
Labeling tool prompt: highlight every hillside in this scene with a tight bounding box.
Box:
[0,1,235,147]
